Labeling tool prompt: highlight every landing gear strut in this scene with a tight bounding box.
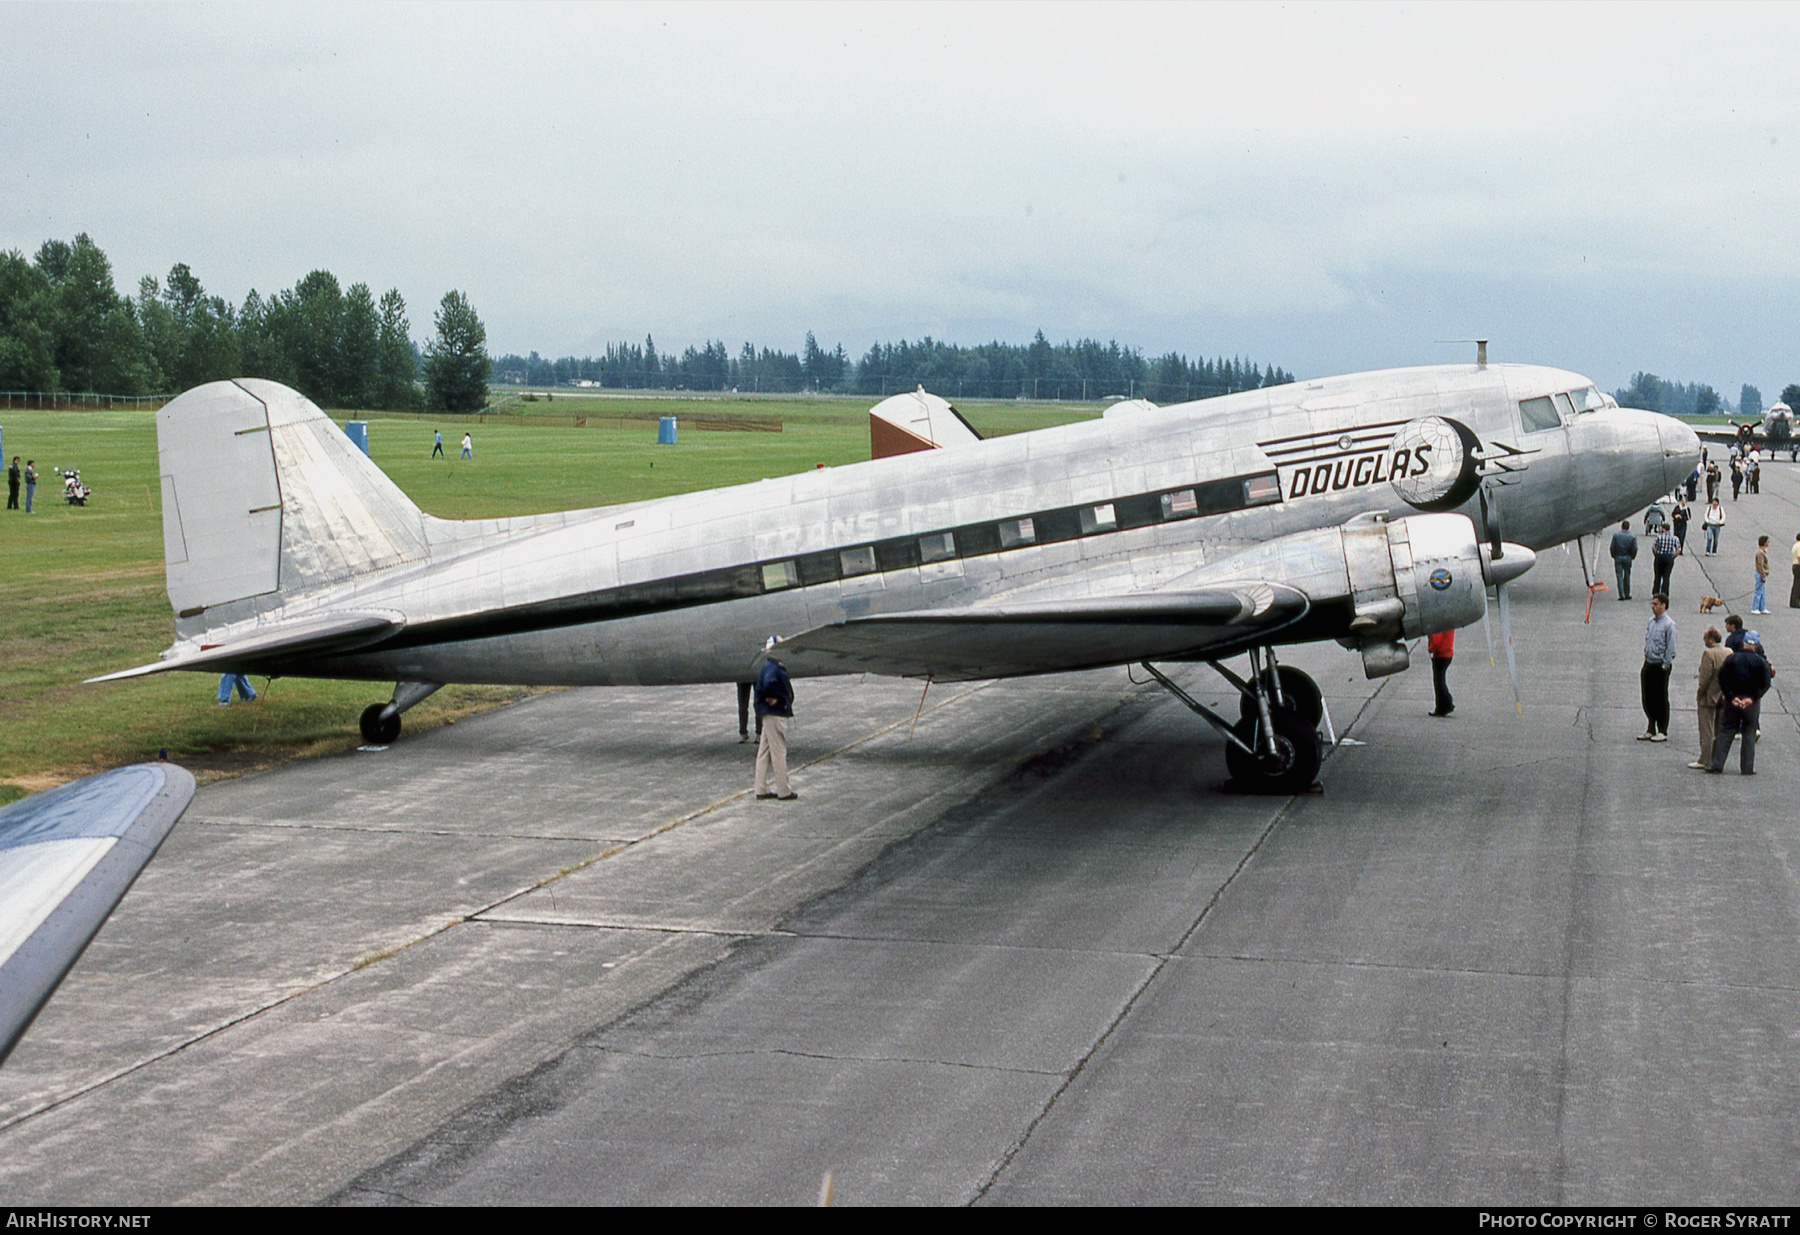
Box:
[359,680,442,745]
[1140,649,1325,795]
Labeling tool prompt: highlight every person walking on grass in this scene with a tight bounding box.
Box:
[1692,627,1729,770]
[1753,535,1771,614]
[460,431,472,460]
[752,636,797,801]
[22,460,35,513]
[217,673,257,706]
[1639,594,1675,743]
[7,457,18,510]
[431,429,444,459]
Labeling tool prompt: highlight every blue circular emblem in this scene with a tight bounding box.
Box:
[1428,568,1453,591]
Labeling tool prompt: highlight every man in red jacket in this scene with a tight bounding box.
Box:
[1428,629,1455,717]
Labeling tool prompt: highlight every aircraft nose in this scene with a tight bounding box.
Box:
[1657,415,1701,491]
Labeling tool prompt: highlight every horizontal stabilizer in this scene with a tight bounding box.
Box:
[1,763,195,1066]
[87,611,403,682]
[775,585,1308,680]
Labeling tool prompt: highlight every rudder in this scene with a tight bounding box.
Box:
[158,379,427,618]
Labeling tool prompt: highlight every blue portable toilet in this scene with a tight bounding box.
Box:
[344,420,370,456]
[657,416,677,445]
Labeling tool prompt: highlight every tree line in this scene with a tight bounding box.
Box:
[1615,374,1800,420]
[494,329,1295,403]
[0,233,492,411]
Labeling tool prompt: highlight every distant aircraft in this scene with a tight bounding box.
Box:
[0,763,194,1065]
[1695,403,1794,458]
[94,363,1698,793]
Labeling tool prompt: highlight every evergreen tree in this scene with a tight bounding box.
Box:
[1740,384,1762,419]
[423,290,490,412]
[34,234,160,393]
[0,250,58,391]
[375,289,421,410]
[1781,384,1800,412]
[136,263,240,391]
[285,270,344,405]
[338,282,380,409]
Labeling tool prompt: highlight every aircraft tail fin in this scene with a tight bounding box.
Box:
[869,387,983,459]
[157,379,428,619]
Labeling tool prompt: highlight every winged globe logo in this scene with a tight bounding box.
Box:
[1389,416,1482,512]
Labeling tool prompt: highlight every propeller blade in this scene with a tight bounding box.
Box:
[1479,486,1503,558]
[1482,585,1496,667]
[1497,580,1521,713]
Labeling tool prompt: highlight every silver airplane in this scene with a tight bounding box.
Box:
[94,362,1699,793]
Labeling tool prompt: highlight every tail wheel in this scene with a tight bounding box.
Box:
[359,704,401,745]
[1224,707,1322,795]
[1238,666,1324,729]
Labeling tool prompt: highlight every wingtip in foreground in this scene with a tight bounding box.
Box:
[0,763,196,1066]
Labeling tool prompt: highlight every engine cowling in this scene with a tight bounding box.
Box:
[1340,512,1533,678]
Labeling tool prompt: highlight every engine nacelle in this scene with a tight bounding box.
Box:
[1340,512,1514,678]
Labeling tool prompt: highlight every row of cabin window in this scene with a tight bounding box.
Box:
[759,474,1279,592]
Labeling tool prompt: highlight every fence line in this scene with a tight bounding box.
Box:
[0,391,173,410]
[362,408,783,432]
[491,376,1269,404]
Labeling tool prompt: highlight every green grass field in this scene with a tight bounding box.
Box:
[0,394,1100,800]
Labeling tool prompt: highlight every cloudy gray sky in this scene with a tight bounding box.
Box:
[4,1,1796,395]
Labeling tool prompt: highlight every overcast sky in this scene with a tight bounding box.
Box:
[4,1,1796,395]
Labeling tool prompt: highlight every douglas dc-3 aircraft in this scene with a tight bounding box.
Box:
[94,359,1700,793]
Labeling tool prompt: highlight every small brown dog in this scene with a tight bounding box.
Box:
[1699,595,1723,613]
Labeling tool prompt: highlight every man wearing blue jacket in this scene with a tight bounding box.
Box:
[753,637,797,800]
[1708,633,1771,774]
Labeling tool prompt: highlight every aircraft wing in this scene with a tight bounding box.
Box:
[87,610,404,682]
[0,763,195,1066]
[774,584,1309,680]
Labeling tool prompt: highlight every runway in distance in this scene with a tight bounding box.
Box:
[94,357,1700,792]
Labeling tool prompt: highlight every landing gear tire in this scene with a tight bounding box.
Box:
[1238,666,1324,729]
[1225,707,1322,795]
[360,704,400,745]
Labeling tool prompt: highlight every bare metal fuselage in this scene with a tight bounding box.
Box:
[196,362,1689,689]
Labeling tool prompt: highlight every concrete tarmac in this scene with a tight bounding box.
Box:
[5,462,1800,1205]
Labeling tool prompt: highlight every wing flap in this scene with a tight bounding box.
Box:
[775,585,1308,680]
[87,610,403,682]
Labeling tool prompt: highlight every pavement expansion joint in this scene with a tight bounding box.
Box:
[781,927,1165,961]
[578,1043,1065,1078]
[968,664,1403,1204]
[185,815,620,842]
[2,682,1020,1146]
[470,915,779,939]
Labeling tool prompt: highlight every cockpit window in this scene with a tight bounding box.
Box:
[1519,395,1560,432]
[1569,386,1608,414]
[1554,392,1577,423]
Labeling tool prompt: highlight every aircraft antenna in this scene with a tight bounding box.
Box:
[1434,338,1489,367]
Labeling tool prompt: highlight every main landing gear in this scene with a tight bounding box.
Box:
[358,680,442,745]
[1140,649,1326,795]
